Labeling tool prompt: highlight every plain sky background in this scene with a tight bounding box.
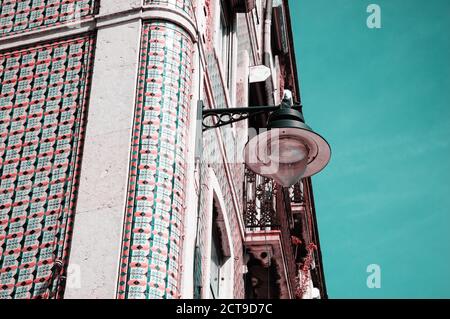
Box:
[290,0,450,298]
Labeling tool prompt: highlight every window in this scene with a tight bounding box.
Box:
[206,184,235,299]
[216,0,233,88]
[209,205,224,299]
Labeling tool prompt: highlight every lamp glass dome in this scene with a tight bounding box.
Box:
[268,137,309,164]
[244,127,331,187]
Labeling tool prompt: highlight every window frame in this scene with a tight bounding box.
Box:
[204,169,235,299]
[209,214,224,299]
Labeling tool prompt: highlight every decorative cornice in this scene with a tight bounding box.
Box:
[0,3,198,52]
[141,4,197,41]
[0,18,96,52]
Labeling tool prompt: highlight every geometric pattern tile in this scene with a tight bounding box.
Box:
[117,22,194,299]
[0,34,95,299]
[0,0,97,38]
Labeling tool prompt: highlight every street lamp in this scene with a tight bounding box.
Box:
[198,90,331,187]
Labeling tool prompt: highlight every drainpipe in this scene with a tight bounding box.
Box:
[263,0,275,105]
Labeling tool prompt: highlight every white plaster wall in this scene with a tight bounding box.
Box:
[64,19,142,299]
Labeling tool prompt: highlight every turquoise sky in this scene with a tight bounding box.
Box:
[290,0,450,298]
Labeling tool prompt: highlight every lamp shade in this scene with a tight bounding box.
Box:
[244,108,331,187]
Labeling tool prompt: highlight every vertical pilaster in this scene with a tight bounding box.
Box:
[117,1,196,299]
[64,2,142,299]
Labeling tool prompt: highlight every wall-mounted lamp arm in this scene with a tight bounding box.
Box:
[200,100,302,131]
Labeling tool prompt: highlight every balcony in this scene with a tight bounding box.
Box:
[243,169,326,299]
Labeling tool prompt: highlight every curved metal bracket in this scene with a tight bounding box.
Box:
[200,100,299,131]
[195,99,302,160]
[202,106,279,131]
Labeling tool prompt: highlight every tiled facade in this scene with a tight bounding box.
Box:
[0,34,95,298]
[0,0,328,299]
[0,0,97,37]
[117,21,194,300]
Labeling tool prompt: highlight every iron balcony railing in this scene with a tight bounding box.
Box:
[243,168,279,230]
[243,167,313,298]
